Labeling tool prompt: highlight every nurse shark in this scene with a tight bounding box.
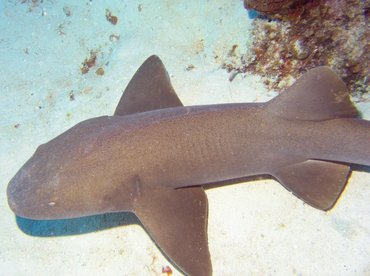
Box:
[7,55,370,275]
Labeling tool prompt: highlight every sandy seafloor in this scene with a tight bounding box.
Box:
[0,1,369,275]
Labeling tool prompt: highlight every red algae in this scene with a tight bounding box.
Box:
[80,50,98,74]
[219,0,369,97]
[105,9,118,25]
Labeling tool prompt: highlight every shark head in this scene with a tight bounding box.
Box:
[7,145,67,220]
[7,117,134,220]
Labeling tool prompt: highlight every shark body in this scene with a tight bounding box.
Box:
[7,56,370,275]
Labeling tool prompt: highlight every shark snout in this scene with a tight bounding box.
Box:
[7,167,35,218]
[7,158,54,219]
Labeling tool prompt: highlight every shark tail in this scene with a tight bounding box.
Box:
[266,67,366,210]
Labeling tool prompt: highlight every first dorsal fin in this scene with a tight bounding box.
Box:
[114,55,183,116]
[265,67,359,121]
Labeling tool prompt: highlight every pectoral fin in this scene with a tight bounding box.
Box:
[273,160,350,210]
[133,186,211,276]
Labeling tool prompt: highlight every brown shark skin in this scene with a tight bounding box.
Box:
[7,56,370,275]
[8,102,370,216]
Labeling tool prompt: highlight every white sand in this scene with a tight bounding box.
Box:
[0,1,369,275]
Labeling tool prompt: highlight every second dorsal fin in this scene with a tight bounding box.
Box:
[265,67,359,121]
[114,55,183,116]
